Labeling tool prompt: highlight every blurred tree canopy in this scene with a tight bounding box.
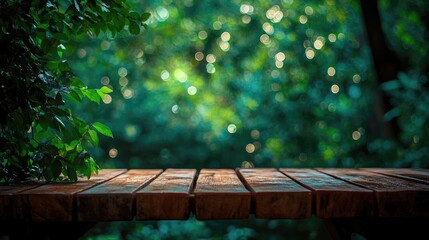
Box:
[66,0,428,170]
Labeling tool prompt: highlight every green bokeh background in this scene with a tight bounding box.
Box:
[65,0,428,238]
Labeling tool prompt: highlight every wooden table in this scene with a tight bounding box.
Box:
[1,168,428,239]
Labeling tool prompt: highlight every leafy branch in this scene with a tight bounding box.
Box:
[0,0,150,182]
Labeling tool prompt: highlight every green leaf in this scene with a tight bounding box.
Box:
[52,159,62,180]
[115,16,126,32]
[141,12,151,22]
[381,80,400,92]
[57,44,66,58]
[88,129,99,146]
[99,86,113,94]
[83,89,101,104]
[65,90,82,103]
[96,86,113,99]
[71,77,85,88]
[129,11,140,20]
[74,0,81,12]
[129,20,140,35]
[66,140,79,151]
[66,166,78,182]
[54,116,66,130]
[96,89,106,99]
[92,122,113,138]
[53,93,65,106]
[50,107,70,117]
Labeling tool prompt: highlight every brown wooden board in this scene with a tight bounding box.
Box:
[0,184,42,221]
[280,169,374,218]
[318,168,429,217]
[135,169,196,220]
[77,169,162,221]
[237,168,311,219]
[363,168,429,185]
[14,169,126,221]
[193,169,251,220]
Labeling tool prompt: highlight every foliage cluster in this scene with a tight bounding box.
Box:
[0,0,149,182]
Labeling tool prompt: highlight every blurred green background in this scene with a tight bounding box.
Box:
[66,0,428,239]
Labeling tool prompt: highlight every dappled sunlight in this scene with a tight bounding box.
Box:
[65,0,429,173]
[2,0,423,238]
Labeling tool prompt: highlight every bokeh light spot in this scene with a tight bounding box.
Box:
[305,6,314,15]
[305,48,315,59]
[195,52,204,61]
[263,22,274,35]
[101,76,110,85]
[242,15,251,24]
[187,86,197,95]
[227,124,237,133]
[246,143,256,153]
[331,84,340,94]
[119,77,128,86]
[327,67,336,76]
[171,104,179,114]
[109,148,118,158]
[353,74,361,83]
[260,34,270,45]
[118,67,128,77]
[352,131,361,140]
[221,32,231,41]
[160,70,170,81]
[328,33,337,42]
[198,31,208,40]
[275,52,286,62]
[103,94,112,104]
[251,130,260,139]
[299,15,308,24]
[206,63,216,74]
[122,88,134,99]
[206,54,216,63]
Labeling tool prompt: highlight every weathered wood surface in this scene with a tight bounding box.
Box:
[280,169,374,218]
[77,169,162,221]
[363,168,429,185]
[2,168,429,222]
[136,169,196,220]
[319,168,429,217]
[13,169,126,221]
[194,169,251,219]
[237,168,311,219]
[0,183,42,221]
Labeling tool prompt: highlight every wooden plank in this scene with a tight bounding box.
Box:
[193,169,251,220]
[14,169,126,221]
[318,168,429,217]
[280,169,374,218]
[135,169,196,220]
[363,168,429,185]
[77,169,162,221]
[237,168,311,219]
[0,184,42,221]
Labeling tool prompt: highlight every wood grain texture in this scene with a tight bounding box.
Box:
[194,169,251,220]
[14,169,126,221]
[237,168,311,219]
[0,184,41,221]
[280,169,374,218]
[318,168,429,217]
[135,169,196,220]
[363,168,429,185]
[77,169,162,221]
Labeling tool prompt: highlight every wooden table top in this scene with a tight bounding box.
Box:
[1,168,428,222]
